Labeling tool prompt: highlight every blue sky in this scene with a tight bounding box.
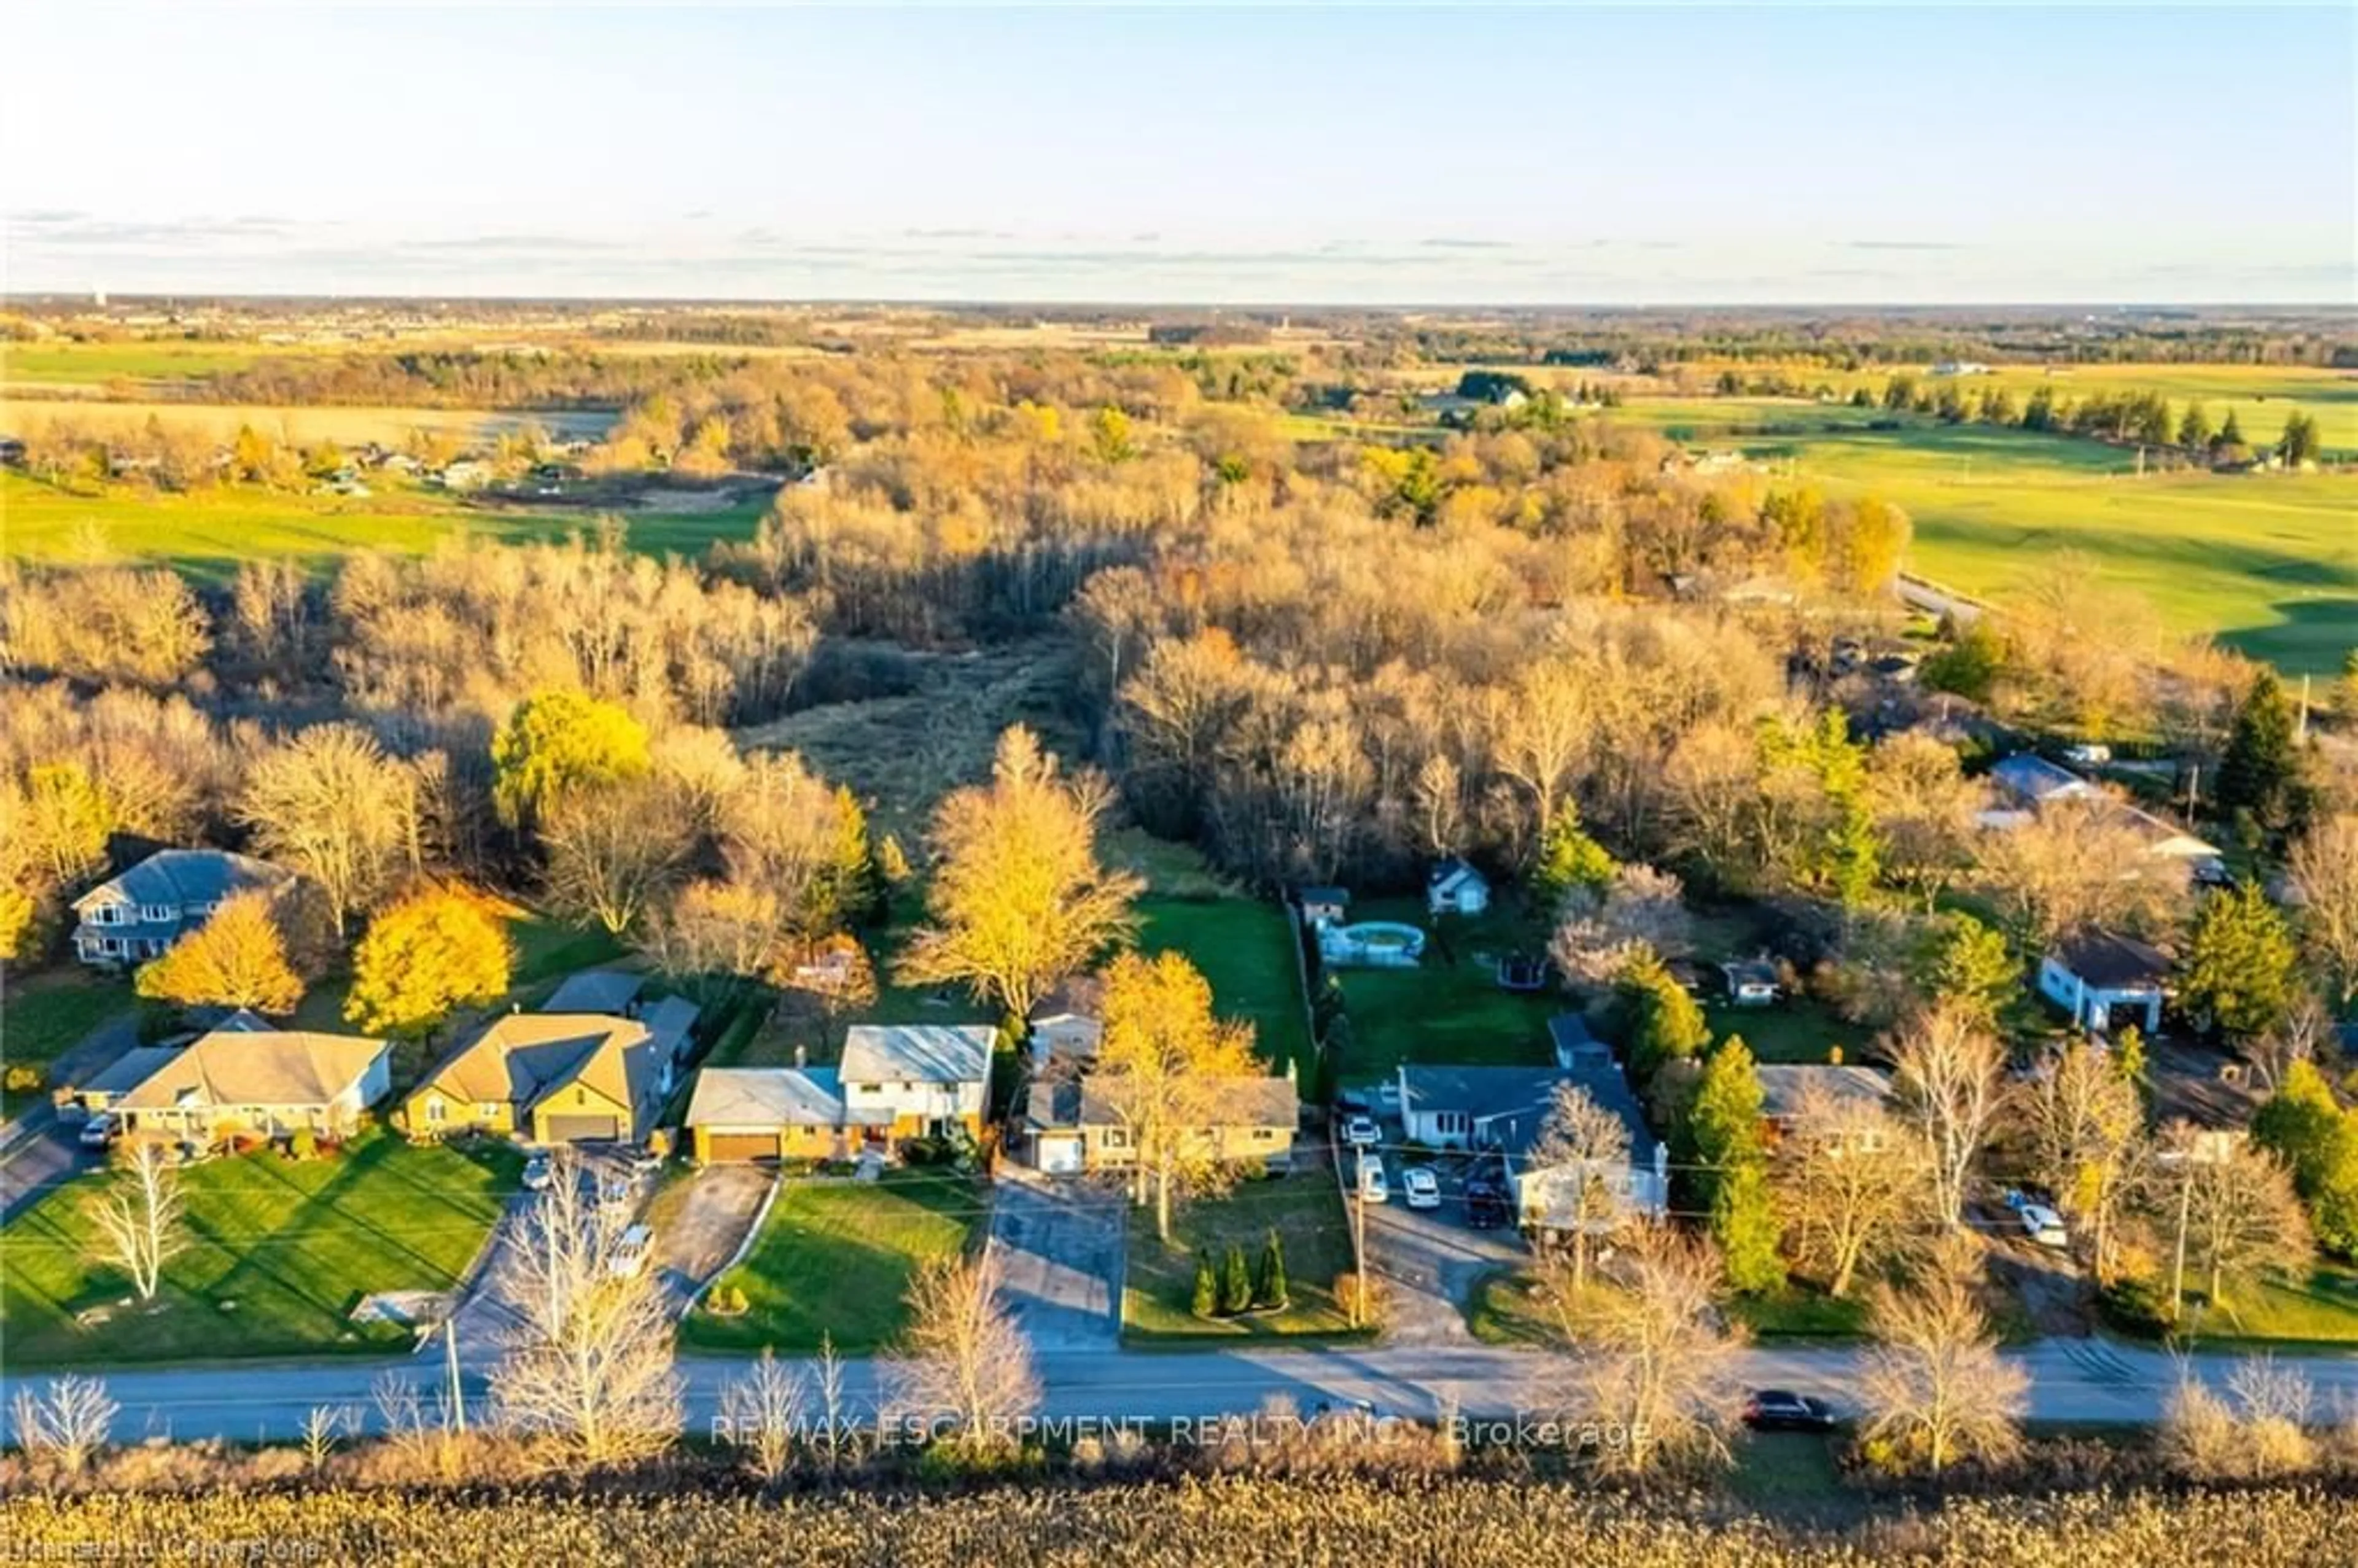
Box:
[4,4,2351,303]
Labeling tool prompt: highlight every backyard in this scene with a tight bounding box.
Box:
[680,1171,982,1354]
[1123,1171,1363,1342]
[0,1128,516,1365]
[1327,897,1560,1085]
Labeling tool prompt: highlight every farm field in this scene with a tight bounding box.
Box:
[0,396,618,446]
[0,472,771,579]
[1,343,276,384]
[680,1171,981,1354]
[0,1128,516,1365]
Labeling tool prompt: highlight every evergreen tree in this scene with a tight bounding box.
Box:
[2278,411,2323,467]
[1220,1242,1253,1316]
[1620,954,1710,1081]
[1919,913,2017,1025]
[2217,670,2303,831]
[2177,402,2214,451]
[1712,1158,1787,1294]
[1532,799,1617,909]
[2212,408,2248,459]
[2180,882,2302,1040]
[1253,1228,1290,1310]
[1687,1036,1766,1209]
[1192,1252,1218,1319]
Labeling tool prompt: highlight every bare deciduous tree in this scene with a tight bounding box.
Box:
[889,1251,1040,1456]
[2162,1356,2317,1480]
[8,1376,117,1477]
[542,777,693,936]
[301,1403,351,1475]
[85,1141,186,1302]
[1551,1222,1747,1480]
[2021,1039,2147,1282]
[239,722,421,937]
[1975,793,2190,948]
[1888,1001,2004,1230]
[720,1348,805,1485]
[490,1150,683,1464]
[1858,1236,2027,1475]
[1548,863,1693,984]
[1524,1082,1634,1291]
[1772,1084,1923,1298]
[2289,814,2358,1008]
[2152,1124,2313,1324]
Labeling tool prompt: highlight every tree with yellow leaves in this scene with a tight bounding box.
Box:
[897,726,1140,1022]
[1092,950,1263,1242]
[133,891,305,1017]
[490,689,651,829]
[344,883,514,1038]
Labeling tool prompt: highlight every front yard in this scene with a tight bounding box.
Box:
[0,1128,516,1365]
[2133,1263,2358,1351]
[680,1171,982,1354]
[1123,1172,1366,1342]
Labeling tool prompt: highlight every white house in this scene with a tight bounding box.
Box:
[839,1024,994,1139]
[2039,928,2169,1034]
[1426,856,1491,918]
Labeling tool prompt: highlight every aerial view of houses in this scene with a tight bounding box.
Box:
[0,4,2353,1557]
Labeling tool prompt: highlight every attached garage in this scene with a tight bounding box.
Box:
[700,1129,782,1164]
[542,1113,621,1143]
[1035,1131,1086,1175]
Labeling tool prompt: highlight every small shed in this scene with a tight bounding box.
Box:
[1298,886,1350,928]
[1426,856,1491,918]
[1720,959,1780,1007]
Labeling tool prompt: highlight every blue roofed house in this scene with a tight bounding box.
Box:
[70,849,297,968]
[1426,856,1492,917]
[1396,1023,1667,1234]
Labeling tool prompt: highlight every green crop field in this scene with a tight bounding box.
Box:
[0,472,772,580]
[1,344,273,384]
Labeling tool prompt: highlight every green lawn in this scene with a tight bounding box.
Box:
[0,1128,516,1365]
[0,472,772,580]
[1123,1172,1364,1341]
[2,343,273,383]
[0,968,132,1069]
[1726,1284,1870,1340]
[2161,1263,2358,1350]
[1702,998,1864,1066]
[680,1171,982,1354]
[1329,898,1559,1085]
[1138,896,1313,1082]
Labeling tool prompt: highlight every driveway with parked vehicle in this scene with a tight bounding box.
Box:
[1355,1136,1530,1345]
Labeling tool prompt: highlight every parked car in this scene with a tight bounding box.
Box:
[1464,1169,1510,1228]
[2062,743,2112,767]
[521,1153,553,1192]
[2016,1202,2069,1249]
[624,1147,664,1179]
[77,1113,117,1149]
[1743,1390,1837,1432]
[1342,1116,1381,1151]
[608,1224,653,1277]
[1401,1165,1441,1210]
[1355,1152,1388,1204]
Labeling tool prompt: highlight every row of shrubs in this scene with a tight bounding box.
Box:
[1191,1232,1288,1318]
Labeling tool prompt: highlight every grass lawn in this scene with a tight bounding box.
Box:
[1726,1284,1870,1340]
[1123,1173,1364,1342]
[0,1128,516,1365]
[1329,898,1559,1085]
[1702,998,1863,1066]
[1138,896,1313,1082]
[0,470,768,581]
[680,1171,982,1354]
[1465,1265,1556,1346]
[2160,1263,2358,1350]
[1,967,133,1068]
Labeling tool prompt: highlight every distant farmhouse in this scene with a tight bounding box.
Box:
[71,849,297,968]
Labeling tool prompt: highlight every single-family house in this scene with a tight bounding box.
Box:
[106,1025,391,1143]
[436,457,492,491]
[1021,1074,1299,1176]
[57,1046,183,1119]
[2039,928,2169,1034]
[1721,958,1780,1007]
[2113,802,2226,883]
[69,849,296,968]
[685,1065,877,1164]
[404,1012,677,1145]
[1426,856,1491,918]
[1396,1058,1667,1232]
[1990,753,2098,809]
[1756,1064,1896,1150]
[1983,755,2222,881]
[1029,1011,1103,1075]
[839,1024,993,1141]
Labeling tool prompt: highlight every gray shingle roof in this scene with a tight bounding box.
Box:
[1401,1060,1655,1167]
[2053,928,2170,991]
[74,849,291,915]
[841,1025,994,1085]
[687,1066,854,1129]
[540,971,645,1015]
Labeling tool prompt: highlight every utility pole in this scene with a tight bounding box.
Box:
[2298,675,2313,742]
[445,1320,467,1438]
[2169,1156,2198,1327]
[1349,1187,1368,1329]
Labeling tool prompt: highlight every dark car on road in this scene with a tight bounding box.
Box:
[1463,1171,1511,1229]
[1742,1390,1837,1432]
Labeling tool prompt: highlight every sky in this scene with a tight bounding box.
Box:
[3,4,2352,305]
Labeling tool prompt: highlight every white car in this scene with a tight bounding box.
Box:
[608,1223,653,1277]
[2062,743,2112,767]
[1401,1165,1441,1210]
[1343,1116,1381,1151]
[2017,1203,2069,1249]
[1355,1153,1389,1205]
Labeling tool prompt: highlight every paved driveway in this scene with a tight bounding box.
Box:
[1361,1151,1529,1344]
[0,1114,94,1225]
[649,1165,774,1314]
[987,1174,1125,1348]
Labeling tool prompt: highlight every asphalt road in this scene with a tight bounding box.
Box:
[4,1338,2343,1447]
